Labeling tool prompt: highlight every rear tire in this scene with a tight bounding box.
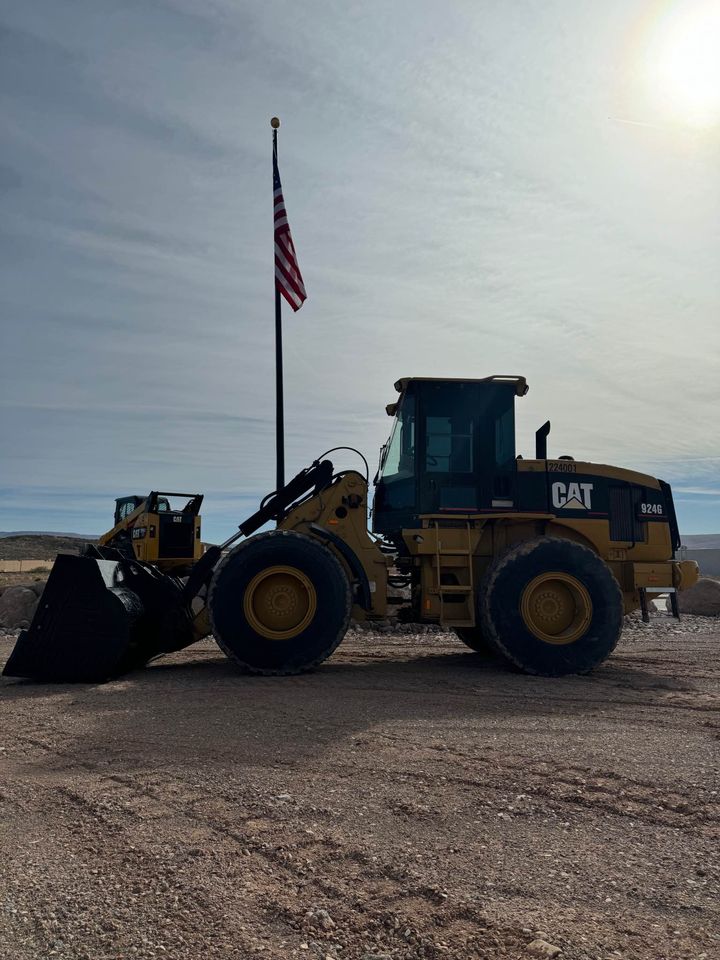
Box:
[208,530,352,675]
[480,537,623,676]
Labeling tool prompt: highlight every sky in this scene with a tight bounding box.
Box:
[1,0,719,542]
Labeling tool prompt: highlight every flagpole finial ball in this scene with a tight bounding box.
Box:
[270,117,280,128]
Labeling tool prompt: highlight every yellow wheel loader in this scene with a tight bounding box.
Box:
[96,491,204,575]
[4,376,699,682]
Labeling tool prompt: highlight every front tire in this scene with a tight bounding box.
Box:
[480,537,623,676]
[208,530,352,675]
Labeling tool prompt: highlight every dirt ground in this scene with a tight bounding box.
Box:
[1,614,718,960]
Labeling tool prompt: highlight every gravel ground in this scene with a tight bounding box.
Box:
[1,613,718,960]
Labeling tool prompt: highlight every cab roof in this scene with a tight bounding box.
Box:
[387,376,528,416]
[393,375,528,396]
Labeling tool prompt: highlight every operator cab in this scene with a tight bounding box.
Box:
[114,494,172,526]
[114,496,145,525]
[372,376,528,535]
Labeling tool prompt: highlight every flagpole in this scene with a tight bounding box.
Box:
[271,117,284,495]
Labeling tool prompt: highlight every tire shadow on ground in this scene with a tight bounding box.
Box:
[0,642,682,702]
[0,642,689,773]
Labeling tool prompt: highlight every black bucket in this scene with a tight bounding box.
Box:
[3,554,195,683]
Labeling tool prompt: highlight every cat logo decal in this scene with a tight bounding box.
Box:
[551,481,594,511]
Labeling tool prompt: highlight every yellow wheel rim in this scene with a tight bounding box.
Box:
[243,565,317,640]
[520,572,593,645]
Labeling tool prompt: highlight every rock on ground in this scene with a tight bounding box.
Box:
[527,940,562,958]
[0,585,38,629]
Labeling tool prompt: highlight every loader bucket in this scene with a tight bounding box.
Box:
[3,554,195,683]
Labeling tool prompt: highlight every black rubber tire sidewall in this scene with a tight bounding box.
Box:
[208,530,352,674]
[454,626,495,656]
[480,537,623,676]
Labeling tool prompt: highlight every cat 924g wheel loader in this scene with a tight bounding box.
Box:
[4,375,699,682]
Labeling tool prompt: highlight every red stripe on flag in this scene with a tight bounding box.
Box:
[272,174,306,310]
[275,257,306,303]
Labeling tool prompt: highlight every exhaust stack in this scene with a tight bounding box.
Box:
[535,420,551,460]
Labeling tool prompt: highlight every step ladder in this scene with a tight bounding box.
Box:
[639,586,680,623]
[433,521,476,628]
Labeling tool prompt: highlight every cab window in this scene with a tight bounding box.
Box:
[380,393,416,480]
[495,405,515,468]
[426,415,473,473]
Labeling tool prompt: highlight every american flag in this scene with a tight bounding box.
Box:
[273,146,307,311]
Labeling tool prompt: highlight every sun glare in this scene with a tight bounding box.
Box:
[643,1,720,127]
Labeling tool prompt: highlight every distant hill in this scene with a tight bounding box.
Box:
[682,534,720,549]
[0,531,98,539]
[0,534,96,560]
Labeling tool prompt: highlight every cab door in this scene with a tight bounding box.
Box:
[417,381,518,515]
[417,382,482,514]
